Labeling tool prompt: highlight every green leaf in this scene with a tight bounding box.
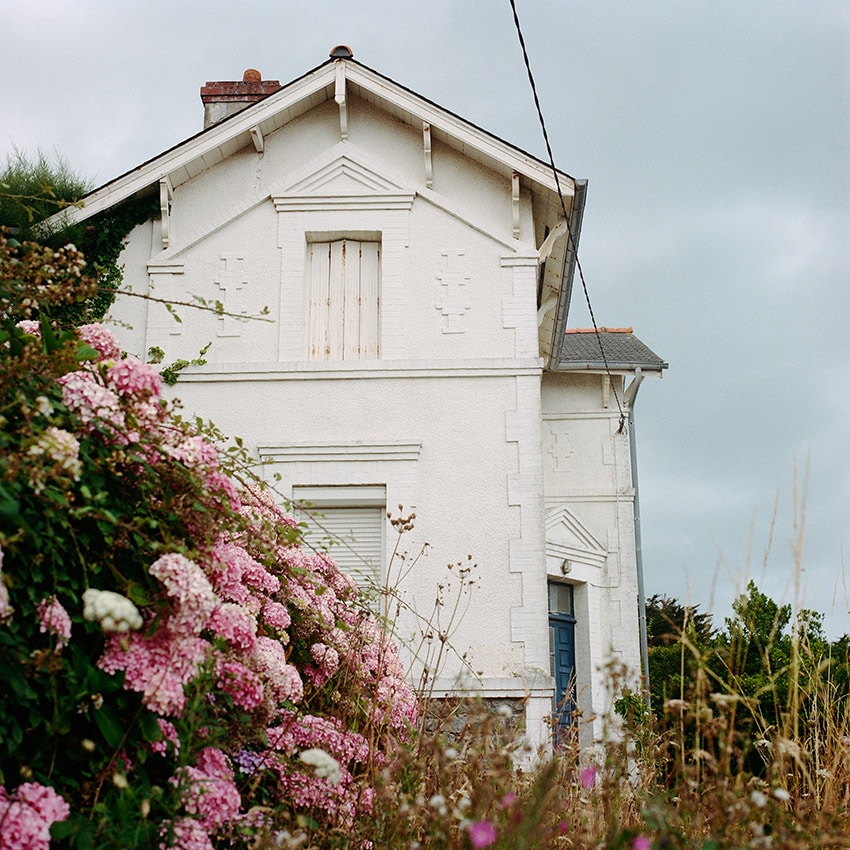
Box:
[93,705,125,749]
[75,342,100,362]
[126,582,152,607]
[139,710,162,743]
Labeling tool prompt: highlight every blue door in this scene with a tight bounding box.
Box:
[548,583,576,743]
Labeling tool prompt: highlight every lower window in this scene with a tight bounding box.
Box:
[292,485,386,587]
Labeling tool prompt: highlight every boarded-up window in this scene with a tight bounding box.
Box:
[307,239,380,359]
[293,485,385,587]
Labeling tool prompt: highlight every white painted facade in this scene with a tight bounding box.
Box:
[59,52,665,749]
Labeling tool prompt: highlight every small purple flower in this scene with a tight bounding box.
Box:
[468,819,498,848]
[633,837,652,850]
[579,765,597,788]
[499,791,516,808]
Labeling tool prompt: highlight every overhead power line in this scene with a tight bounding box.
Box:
[507,0,626,432]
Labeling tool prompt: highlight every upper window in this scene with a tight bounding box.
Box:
[306,238,381,360]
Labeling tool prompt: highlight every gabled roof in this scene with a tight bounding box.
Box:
[558,328,668,373]
[48,54,578,228]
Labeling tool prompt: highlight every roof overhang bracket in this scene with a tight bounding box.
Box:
[423,122,433,188]
[159,175,173,249]
[538,219,567,264]
[334,61,348,141]
[249,125,264,153]
[512,172,521,239]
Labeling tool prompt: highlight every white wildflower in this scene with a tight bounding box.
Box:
[35,396,53,417]
[82,588,143,633]
[298,748,341,785]
[772,787,791,801]
[750,790,767,808]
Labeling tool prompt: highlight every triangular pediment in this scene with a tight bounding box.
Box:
[271,147,414,212]
[284,154,406,197]
[545,506,607,569]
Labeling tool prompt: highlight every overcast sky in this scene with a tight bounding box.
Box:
[3,1,849,636]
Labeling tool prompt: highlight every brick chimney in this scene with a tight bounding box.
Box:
[200,69,282,128]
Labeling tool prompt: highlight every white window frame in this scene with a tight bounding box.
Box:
[292,484,386,588]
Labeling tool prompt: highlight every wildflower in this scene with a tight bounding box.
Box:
[82,588,143,633]
[579,765,597,789]
[750,790,767,808]
[772,787,791,801]
[34,396,53,417]
[633,837,652,850]
[663,698,689,715]
[298,748,341,785]
[468,820,498,849]
[112,772,129,790]
[499,791,517,808]
[36,596,72,649]
[443,746,459,760]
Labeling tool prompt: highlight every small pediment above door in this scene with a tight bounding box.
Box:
[272,149,414,212]
[545,505,607,569]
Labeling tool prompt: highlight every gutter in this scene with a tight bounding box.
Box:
[624,368,651,701]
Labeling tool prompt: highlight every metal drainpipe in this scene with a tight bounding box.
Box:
[626,368,651,703]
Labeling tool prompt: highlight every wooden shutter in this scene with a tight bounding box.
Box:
[307,239,380,360]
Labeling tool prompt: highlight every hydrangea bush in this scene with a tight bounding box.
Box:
[0,234,416,848]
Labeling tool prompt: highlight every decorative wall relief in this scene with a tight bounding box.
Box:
[435,250,471,334]
[546,424,575,473]
[214,253,249,337]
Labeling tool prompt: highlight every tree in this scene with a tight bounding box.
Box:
[1,149,159,324]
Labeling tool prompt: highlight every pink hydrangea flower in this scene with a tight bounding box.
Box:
[215,659,264,710]
[16,319,41,336]
[58,370,125,430]
[150,718,181,757]
[208,603,257,652]
[262,600,291,630]
[160,818,214,850]
[468,820,498,848]
[99,627,210,716]
[149,553,217,635]
[0,782,70,850]
[106,357,162,399]
[172,747,241,831]
[77,323,121,360]
[36,596,71,649]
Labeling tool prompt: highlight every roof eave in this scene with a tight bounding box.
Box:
[44,55,576,231]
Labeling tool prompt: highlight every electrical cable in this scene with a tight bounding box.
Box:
[508,0,627,432]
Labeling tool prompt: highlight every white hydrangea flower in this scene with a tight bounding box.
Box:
[298,748,341,785]
[82,588,143,633]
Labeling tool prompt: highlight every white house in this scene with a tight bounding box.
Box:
[57,47,666,749]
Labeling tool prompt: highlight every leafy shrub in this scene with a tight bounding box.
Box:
[0,232,416,848]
